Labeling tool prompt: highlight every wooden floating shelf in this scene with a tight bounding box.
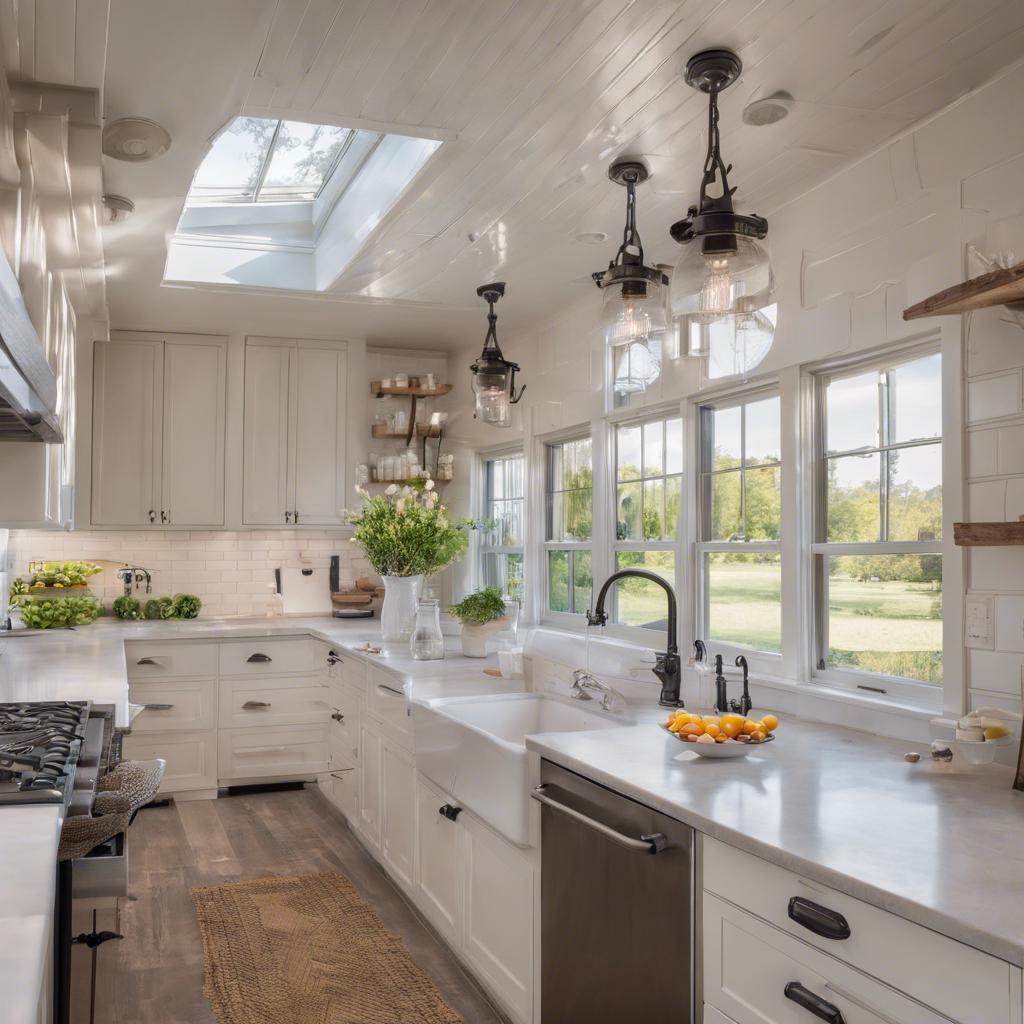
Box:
[371,423,443,440]
[953,521,1024,546]
[903,259,1024,321]
[370,382,453,398]
[362,478,450,487]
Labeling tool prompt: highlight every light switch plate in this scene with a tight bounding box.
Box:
[965,594,994,649]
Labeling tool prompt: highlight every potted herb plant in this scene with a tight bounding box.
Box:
[449,586,512,658]
[347,479,471,650]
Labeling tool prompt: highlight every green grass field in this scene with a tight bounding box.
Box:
[617,562,942,684]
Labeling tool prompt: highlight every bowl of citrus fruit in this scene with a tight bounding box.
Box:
[662,710,779,758]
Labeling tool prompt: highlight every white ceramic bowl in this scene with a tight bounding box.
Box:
[662,724,774,759]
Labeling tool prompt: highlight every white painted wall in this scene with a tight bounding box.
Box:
[447,59,1024,724]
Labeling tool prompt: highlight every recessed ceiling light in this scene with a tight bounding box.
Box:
[102,194,135,224]
[102,117,172,162]
[741,91,795,127]
[575,231,608,244]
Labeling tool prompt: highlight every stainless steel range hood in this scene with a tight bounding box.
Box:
[0,243,60,443]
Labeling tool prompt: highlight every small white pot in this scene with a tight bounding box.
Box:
[460,616,509,658]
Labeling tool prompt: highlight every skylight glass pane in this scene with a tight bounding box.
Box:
[191,116,276,202]
[259,120,350,201]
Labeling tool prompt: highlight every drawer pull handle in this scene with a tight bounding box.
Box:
[242,700,272,710]
[376,684,404,699]
[330,768,356,778]
[530,785,667,854]
[331,711,345,722]
[327,651,342,665]
[439,803,462,821]
[236,746,291,755]
[246,653,272,663]
[788,896,851,940]
[784,982,846,1024]
[136,658,158,666]
[143,703,174,711]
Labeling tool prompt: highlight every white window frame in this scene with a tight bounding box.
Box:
[477,447,526,601]
[541,429,594,628]
[695,386,784,673]
[809,343,945,707]
[604,404,685,650]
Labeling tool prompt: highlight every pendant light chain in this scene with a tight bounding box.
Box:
[616,172,644,266]
[698,86,736,215]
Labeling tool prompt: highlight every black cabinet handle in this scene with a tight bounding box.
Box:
[242,700,272,710]
[788,897,851,940]
[331,711,345,722]
[327,650,342,665]
[136,657,158,666]
[439,804,462,822]
[246,653,272,663]
[148,509,155,523]
[142,703,174,711]
[784,982,845,1023]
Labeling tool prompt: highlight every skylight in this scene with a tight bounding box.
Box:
[190,116,353,204]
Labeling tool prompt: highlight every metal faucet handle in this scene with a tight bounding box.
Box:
[585,609,608,627]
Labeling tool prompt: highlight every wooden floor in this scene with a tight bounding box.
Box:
[76,786,505,1024]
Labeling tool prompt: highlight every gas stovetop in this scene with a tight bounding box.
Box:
[0,701,91,806]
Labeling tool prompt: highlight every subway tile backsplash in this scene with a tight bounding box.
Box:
[9,530,377,618]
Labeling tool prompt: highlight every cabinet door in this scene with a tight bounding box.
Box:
[242,338,291,525]
[415,775,463,946]
[91,338,162,525]
[290,341,347,525]
[162,336,226,526]
[357,723,382,852]
[380,739,416,890]
[463,813,535,1023]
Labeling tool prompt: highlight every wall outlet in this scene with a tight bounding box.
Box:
[965,594,994,649]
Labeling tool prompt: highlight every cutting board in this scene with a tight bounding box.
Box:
[279,567,333,615]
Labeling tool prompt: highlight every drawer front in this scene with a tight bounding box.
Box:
[121,730,217,793]
[703,1007,737,1024]
[218,724,328,781]
[128,679,217,732]
[125,641,218,680]
[219,675,329,729]
[705,893,951,1024]
[219,638,316,676]
[365,666,412,747]
[325,646,367,690]
[324,755,358,821]
[703,837,1012,1024]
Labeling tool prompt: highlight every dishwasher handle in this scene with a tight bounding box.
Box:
[531,785,667,854]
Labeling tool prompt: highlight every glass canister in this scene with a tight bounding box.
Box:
[409,598,445,661]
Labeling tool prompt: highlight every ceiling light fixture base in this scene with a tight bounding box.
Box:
[607,159,650,187]
[476,281,505,304]
[684,48,742,94]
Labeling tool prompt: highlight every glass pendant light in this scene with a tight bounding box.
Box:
[470,282,524,427]
[593,160,668,395]
[670,49,776,374]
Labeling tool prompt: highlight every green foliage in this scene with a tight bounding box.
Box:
[144,597,176,620]
[112,596,143,620]
[21,594,101,629]
[172,594,202,619]
[26,561,103,589]
[348,481,471,578]
[450,587,507,625]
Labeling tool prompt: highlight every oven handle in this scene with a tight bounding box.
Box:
[530,785,667,854]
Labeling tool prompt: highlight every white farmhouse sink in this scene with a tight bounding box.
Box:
[413,692,628,845]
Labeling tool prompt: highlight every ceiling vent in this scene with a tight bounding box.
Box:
[102,118,171,162]
[742,91,795,127]
[102,194,135,224]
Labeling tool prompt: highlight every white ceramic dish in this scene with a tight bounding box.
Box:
[662,724,775,759]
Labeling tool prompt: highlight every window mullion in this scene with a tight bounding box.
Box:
[251,120,283,203]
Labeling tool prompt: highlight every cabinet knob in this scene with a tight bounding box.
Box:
[438,804,462,822]
[148,509,156,523]
[284,511,292,523]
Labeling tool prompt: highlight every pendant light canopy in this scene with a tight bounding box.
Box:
[670,49,776,372]
[593,160,669,394]
[470,282,524,427]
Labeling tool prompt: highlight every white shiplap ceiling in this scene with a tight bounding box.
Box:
[94,0,1024,347]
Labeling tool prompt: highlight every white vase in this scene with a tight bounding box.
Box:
[460,616,509,658]
[380,574,423,651]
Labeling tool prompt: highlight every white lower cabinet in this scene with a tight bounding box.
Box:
[218,724,328,782]
[703,1006,737,1024]
[357,722,383,852]
[414,776,463,946]
[323,758,359,821]
[121,729,217,794]
[462,810,535,1024]
[380,741,416,890]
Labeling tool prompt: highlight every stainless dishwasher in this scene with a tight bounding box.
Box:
[534,760,693,1023]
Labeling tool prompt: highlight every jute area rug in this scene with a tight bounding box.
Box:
[191,872,462,1024]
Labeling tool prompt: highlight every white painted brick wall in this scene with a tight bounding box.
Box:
[9,530,378,618]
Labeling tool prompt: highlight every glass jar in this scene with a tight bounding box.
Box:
[409,598,445,661]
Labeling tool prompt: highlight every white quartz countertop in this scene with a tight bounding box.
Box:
[526,719,1024,966]
[0,615,521,728]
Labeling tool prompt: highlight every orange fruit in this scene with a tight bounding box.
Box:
[751,729,767,743]
[714,733,728,743]
[684,733,699,742]
[668,719,683,733]
[761,714,779,732]
[704,723,721,739]
[720,719,742,739]
[681,721,705,737]
[741,720,757,735]
[703,717,720,729]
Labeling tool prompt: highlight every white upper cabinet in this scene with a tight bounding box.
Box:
[243,336,348,527]
[91,335,226,527]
